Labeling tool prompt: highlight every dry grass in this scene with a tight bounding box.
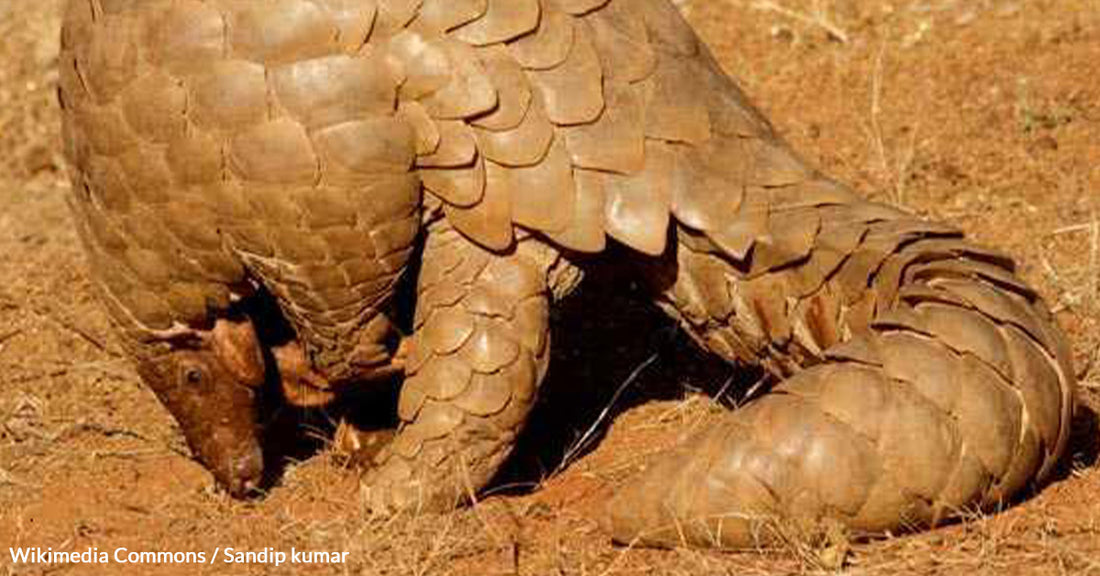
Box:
[2,1,1100,575]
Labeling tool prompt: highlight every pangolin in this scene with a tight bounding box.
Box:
[59,0,1075,548]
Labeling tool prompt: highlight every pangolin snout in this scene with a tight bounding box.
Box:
[197,421,266,497]
[220,444,265,497]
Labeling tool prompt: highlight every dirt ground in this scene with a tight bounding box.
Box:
[2,1,1099,575]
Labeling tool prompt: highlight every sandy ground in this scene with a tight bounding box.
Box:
[2,1,1099,574]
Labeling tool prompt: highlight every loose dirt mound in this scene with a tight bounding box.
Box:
[2,2,1098,575]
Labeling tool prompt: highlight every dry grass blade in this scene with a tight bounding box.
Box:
[556,351,660,475]
[1090,216,1098,308]
[0,329,21,347]
[749,0,850,43]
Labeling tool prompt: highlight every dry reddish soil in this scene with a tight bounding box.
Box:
[2,1,1099,575]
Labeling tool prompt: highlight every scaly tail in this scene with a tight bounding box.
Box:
[610,177,1075,548]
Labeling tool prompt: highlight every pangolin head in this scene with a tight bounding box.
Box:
[139,317,268,497]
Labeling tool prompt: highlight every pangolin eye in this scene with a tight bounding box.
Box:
[181,364,206,386]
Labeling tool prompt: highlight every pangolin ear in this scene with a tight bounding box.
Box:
[210,318,266,388]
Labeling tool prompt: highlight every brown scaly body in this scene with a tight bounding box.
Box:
[60,0,1075,548]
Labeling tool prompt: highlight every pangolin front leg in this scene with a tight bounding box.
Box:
[271,329,411,408]
[360,222,566,513]
[610,191,1075,548]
